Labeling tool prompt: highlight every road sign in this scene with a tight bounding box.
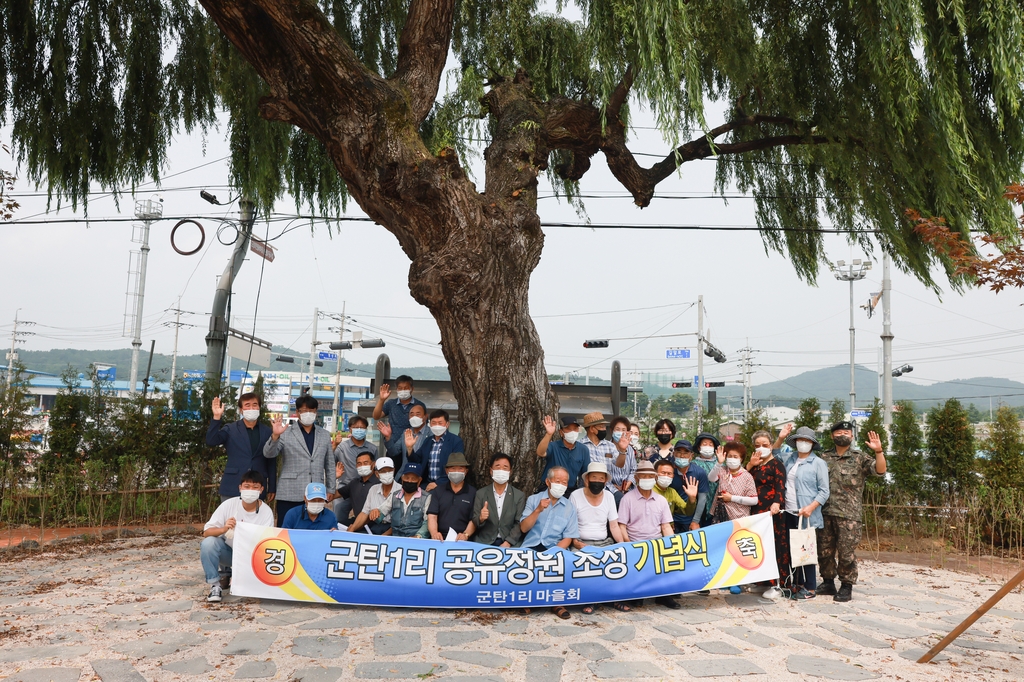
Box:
[666,348,691,359]
[318,350,339,361]
[851,410,871,418]
[182,370,206,381]
[249,236,276,262]
[694,375,700,385]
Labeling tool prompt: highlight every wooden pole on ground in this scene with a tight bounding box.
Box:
[918,565,1024,663]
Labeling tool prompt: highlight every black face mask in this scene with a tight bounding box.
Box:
[587,480,605,495]
[402,480,419,494]
[657,433,673,444]
[596,429,608,441]
[833,435,853,447]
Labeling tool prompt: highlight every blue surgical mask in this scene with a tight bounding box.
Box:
[351,428,367,440]
[674,457,690,468]
[612,431,624,442]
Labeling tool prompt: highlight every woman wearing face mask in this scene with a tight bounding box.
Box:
[606,416,638,503]
[707,442,758,522]
[778,424,830,600]
[264,394,335,525]
[746,429,790,600]
[644,419,678,462]
[690,433,722,524]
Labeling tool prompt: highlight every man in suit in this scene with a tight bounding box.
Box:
[467,452,527,547]
[206,392,276,503]
[409,409,464,491]
[264,394,335,525]
[376,402,428,472]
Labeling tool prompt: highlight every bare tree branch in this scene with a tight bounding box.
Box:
[393,0,457,122]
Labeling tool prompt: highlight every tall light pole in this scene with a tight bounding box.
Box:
[881,253,894,426]
[127,197,162,393]
[833,258,872,413]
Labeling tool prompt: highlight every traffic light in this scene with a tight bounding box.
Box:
[703,343,727,363]
[671,382,692,388]
[583,339,609,348]
[704,381,725,388]
[329,338,386,350]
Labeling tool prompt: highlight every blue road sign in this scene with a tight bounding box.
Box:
[694,375,700,385]
[851,410,871,418]
[182,370,206,382]
[666,348,691,359]
[318,351,339,361]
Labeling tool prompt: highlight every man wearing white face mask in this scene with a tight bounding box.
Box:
[281,482,338,530]
[372,374,425,454]
[206,393,276,504]
[520,467,579,619]
[468,453,527,547]
[265,394,335,525]
[536,415,589,493]
[618,460,678,608]
[336,451,378,526]
[348,458,398,534]
[409,409,464,491]
[201,470,274,603]
[333,415,378,521]
[427,452,477,540]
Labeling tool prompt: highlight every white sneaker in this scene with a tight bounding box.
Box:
[762,586,783,600]
[207,585,223,603]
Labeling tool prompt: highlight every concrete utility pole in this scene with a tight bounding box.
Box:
[165,300,194,411]
[881,253,894,426]
[204,197,255,382]
[833,259,871,413]
[330,302,347,433]
[308,307,320,393]
[128,198,162,393]
[696,294,704,432]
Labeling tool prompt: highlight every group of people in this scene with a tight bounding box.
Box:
[199,377,887,617]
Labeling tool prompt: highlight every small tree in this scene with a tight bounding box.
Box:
[981,406,1024,490]
[795,397,822,432]
[889,400,926,502]
[0,362,34,516]
[738,408,775,454]
[858,398,889,495]
[926,398,976,498]
[820,399,847,451]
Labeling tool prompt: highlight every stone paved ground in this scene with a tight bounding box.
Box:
[1,535,1023,682]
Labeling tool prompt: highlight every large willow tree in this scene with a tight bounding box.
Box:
[3,0,1024,488]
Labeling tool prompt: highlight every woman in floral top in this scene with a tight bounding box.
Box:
[708,442,759,521]
[747,429,790,599]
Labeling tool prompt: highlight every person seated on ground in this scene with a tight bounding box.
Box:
[347,457,397,535]
[569,462,629,614]
[332,415,377,522]
[427,452,477,541]
[536,415,589,493]
[389,461,432,538]
[520,466,579,620]
[409,409,465,492]
[336,451,378,526]
[281,482,338,530]
[653,459,698,519]
[618,460,680,609]
[667,440,709,532]
[200,470,275,603]
[468,453,527,547]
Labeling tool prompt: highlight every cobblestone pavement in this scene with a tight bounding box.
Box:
[1,535,1023,681]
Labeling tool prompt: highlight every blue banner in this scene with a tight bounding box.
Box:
[231,513,778,608]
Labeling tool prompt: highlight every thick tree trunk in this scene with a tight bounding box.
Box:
[198,1,562,491]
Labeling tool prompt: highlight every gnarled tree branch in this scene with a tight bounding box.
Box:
[393,0,457,122]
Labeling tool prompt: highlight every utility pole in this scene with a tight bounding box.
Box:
[833,259,871,414]
[204,197,255,384]
[697,294,704,432]
[308,307,320,393]
[330,302,347,433]
[5,310,34,388]
[127,197,162,393]
[165,300,195,411]
[881,253,894,427]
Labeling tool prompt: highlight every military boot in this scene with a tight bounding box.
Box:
[816,579,837,596]
[834,583,853,602]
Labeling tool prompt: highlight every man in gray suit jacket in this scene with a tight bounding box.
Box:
[264,394,335,525]
[467,453,527,547]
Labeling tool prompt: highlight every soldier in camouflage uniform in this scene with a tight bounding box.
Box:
[817,421,886,602]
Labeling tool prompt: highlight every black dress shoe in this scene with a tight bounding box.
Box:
[834,583,853,602]
[816,579,837,596]
[655,596,681,609]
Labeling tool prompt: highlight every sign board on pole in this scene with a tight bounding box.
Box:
[694,375,700,385]
[318,351,339,361]
[95,365,117,381]
[227,334,273,368]
[666,348,691,359]
[182,370,206,382]
[249,236,276,262]
[851,410,871,418]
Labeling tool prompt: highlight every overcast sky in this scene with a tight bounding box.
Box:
[3,91,1023,397]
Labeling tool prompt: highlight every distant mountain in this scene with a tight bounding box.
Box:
[14,347,450,382]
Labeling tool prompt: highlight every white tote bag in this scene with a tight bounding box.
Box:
[790,514,818,568]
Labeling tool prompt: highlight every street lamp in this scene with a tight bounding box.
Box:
[833,259,872,413]
[892,364,913,377]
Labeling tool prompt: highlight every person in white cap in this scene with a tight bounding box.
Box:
[347,457,397,534]
[569,461,630,614]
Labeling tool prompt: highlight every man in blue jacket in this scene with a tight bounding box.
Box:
[206,393,276,502]
[409,409,464,491]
